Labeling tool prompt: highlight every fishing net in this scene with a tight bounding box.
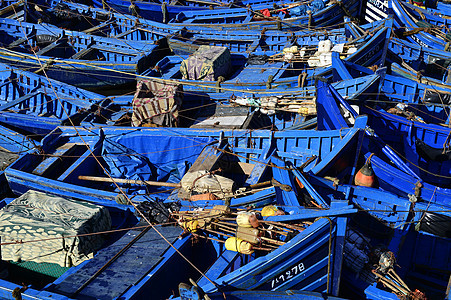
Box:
[0,190,111,267]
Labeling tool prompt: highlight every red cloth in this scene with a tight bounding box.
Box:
[260,8,271,17]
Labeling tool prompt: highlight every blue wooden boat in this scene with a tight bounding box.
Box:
[173,289,347,300]
[0,181,334,299]
[91,0,354,28]
[0,117,360,299]
[44,201,350,298]
[2,0,180,37]
[391,61,451,89]
[386,61,451,121]
[141,22,391,93]
[0,60,289,134]
[0,189,221,300]
[0,57,375,134]
[358,106,451,187]
[0,17,170,90]
[400,0,451,16]
[307,174,451,299]
[167,24,354,55]
[0,62,133,136]
[0,124,34,155]
[192,73,379,130]
[389,0,449,50]
[171,164,354,296]
[435,1,451,15]
[0,57,379,136]
[1,126,355,299]
[1,127,360,298]
[3,1,385,55]
[387,36,451,81]
[91,0,231,23]
[194,214,349,296]
[363,0,438,47]
[312,55,450,125]
[332,55,451,124]
[0,124,357,300]
[315,79,451,208]
[44,204,352,299]
[0,123,35,196]
[309,80,451,297]
[396,0,451,29]
[4,1,261,54]
[169,0,362,31]
[169,17,387,55]
[4,116,367,205]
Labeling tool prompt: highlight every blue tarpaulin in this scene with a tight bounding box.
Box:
[102,134,214,195]
[291,0,326,16]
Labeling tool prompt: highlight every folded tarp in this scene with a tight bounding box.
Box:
[132,79,184,127]
[180,45,232,81]
[102,134,214,196]
[0,190,111,267]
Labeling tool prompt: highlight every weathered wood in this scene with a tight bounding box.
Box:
[78,175,182,187]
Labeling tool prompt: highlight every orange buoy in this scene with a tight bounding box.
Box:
[354,162,376,187]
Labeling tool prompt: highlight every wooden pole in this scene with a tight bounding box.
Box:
[261,236,285,246]
[78,175,182,188]
[388,268,411,292]
[260,220,306,231]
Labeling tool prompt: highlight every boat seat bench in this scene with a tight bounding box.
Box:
[57,146,99,182]
[70,47,95,60]
[83,19,116,34]
[90,44,139,56]
[0,90,42,111]
[32,143,83,177]
[7,34,36,48]
[35,38,67,56]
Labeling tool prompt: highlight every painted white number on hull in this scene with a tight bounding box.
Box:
[270,262,305,289]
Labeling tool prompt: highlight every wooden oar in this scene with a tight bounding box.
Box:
[78,175,182,188]
[260,220,306,231]
[79,176,282,191]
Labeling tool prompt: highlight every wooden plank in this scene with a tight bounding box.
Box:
[49,227,183,299]
[31,143,79,176]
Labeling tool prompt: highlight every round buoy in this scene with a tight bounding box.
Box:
[236,212,260,228]
[225,237,254,254]
[261,205,285,217]
[354,162,376,187]
[261,205,279,217]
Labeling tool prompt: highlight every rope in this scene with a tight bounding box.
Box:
[23,0,354,34]
[315,216,333,294]
[12,9,221,291]
[365,153,374,165]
